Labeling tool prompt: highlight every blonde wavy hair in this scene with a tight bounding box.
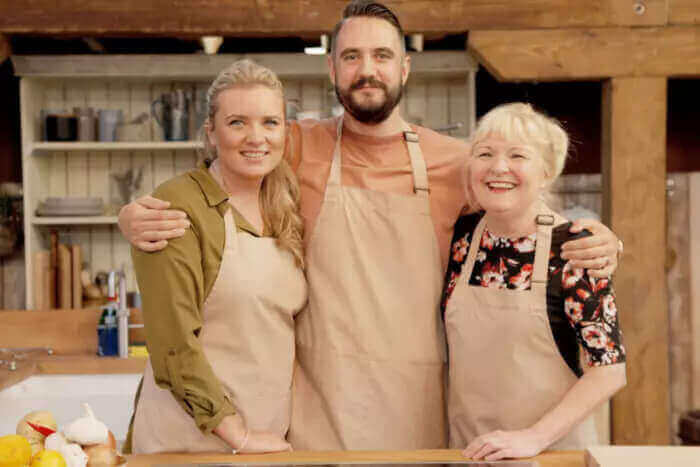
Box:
[470,102,569,183]
[199,59,305,268]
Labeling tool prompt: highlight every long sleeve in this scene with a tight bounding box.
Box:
[559,263,626,367]
[132,178,236,434]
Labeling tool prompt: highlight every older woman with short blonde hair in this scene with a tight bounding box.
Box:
[443,103,627,461]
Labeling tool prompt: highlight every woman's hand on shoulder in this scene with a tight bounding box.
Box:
[118,195,190,252]
[561,218,619,278]
[462,428,548,461]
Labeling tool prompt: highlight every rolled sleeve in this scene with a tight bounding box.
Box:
[132,193,236,433]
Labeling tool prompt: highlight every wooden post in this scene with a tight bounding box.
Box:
[689,173,700,409]
[0,33,10,63]
[602,77,670,444]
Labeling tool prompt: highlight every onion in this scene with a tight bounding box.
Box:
[82,445,118,467]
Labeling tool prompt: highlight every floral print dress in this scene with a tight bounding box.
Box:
[442,212,625,376]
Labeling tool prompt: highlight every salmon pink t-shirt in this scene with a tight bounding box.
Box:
[288,117,470,271]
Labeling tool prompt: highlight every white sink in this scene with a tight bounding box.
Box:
[0,374,141,443]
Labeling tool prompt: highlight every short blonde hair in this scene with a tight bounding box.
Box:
[470,102,569,183]
[199,59,304,268]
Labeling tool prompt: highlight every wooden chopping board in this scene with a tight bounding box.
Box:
[585,446,700,467]
[71,244,82,309]
[32,250,51,310]
[57,242,72,309]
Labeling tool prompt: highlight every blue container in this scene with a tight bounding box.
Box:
[97,306,119,356]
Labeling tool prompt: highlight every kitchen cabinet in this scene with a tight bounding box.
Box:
[13,52,476,308]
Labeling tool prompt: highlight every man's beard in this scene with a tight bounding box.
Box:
[335,76,403,125]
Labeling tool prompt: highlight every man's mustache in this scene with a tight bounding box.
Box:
[350,77,387,92]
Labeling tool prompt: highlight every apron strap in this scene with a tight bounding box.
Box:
[209,159,241,252]
[461,216,488,283]
[328,117,344,187]
[532,214,556,297]
[462,210,561,294]
[222,207,239,252]
[402,126,430,199]
[329,117,430,198]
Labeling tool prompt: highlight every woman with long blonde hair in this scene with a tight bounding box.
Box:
[126,59,306,454]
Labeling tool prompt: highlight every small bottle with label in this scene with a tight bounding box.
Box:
[97,272,120,357]
[97,305,118,356]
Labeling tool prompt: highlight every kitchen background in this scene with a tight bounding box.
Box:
[0,31,698,446]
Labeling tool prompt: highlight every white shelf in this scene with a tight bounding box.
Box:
[31,216,118,225]
[31,141,203,155]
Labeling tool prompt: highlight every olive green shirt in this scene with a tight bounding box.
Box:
[126,162,268,448]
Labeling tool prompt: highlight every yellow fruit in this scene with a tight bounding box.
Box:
[30,450,66,467]
[0,434,32,467]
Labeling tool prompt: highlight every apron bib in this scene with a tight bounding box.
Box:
[290,118,447,450]
[133,206,307,453]
[445,210,598,449]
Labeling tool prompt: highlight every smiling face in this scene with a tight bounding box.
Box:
[469,133,548,218]
[206,84,285,187]
[329,17,409,124]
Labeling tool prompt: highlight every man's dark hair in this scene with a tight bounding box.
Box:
[330,1,406,56]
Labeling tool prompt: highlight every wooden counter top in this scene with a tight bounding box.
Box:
[34,354,147,374]
[125,449,584,467]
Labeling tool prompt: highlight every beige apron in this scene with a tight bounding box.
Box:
[289,118,447,450]
[445,210,598,449]
[133,207,307,453]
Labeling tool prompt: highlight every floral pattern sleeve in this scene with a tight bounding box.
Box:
[558,262,626,367]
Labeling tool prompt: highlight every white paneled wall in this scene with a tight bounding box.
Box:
[22,72,472,302]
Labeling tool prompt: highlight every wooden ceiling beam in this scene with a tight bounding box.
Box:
[670,0,700,24]
[0,0,673,36]
[469,26,700,81]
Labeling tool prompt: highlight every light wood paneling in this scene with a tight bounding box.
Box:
[469,26,700,81]
[300,80,325,114]
[0,0,670,35]
[85,82,110,276]
[670,0,700,24]
[426,79,449,132]
[586,446,700,466]
[108,81,132,288]
[151,83,175,189]
[689,173,700,408]
[64,84,89,198]
[405,79,427,127]
[44,82,67,199]
[19,56,474,304]
[601,77,669,444]
[448,78,470,139]
[129,81,155,198]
